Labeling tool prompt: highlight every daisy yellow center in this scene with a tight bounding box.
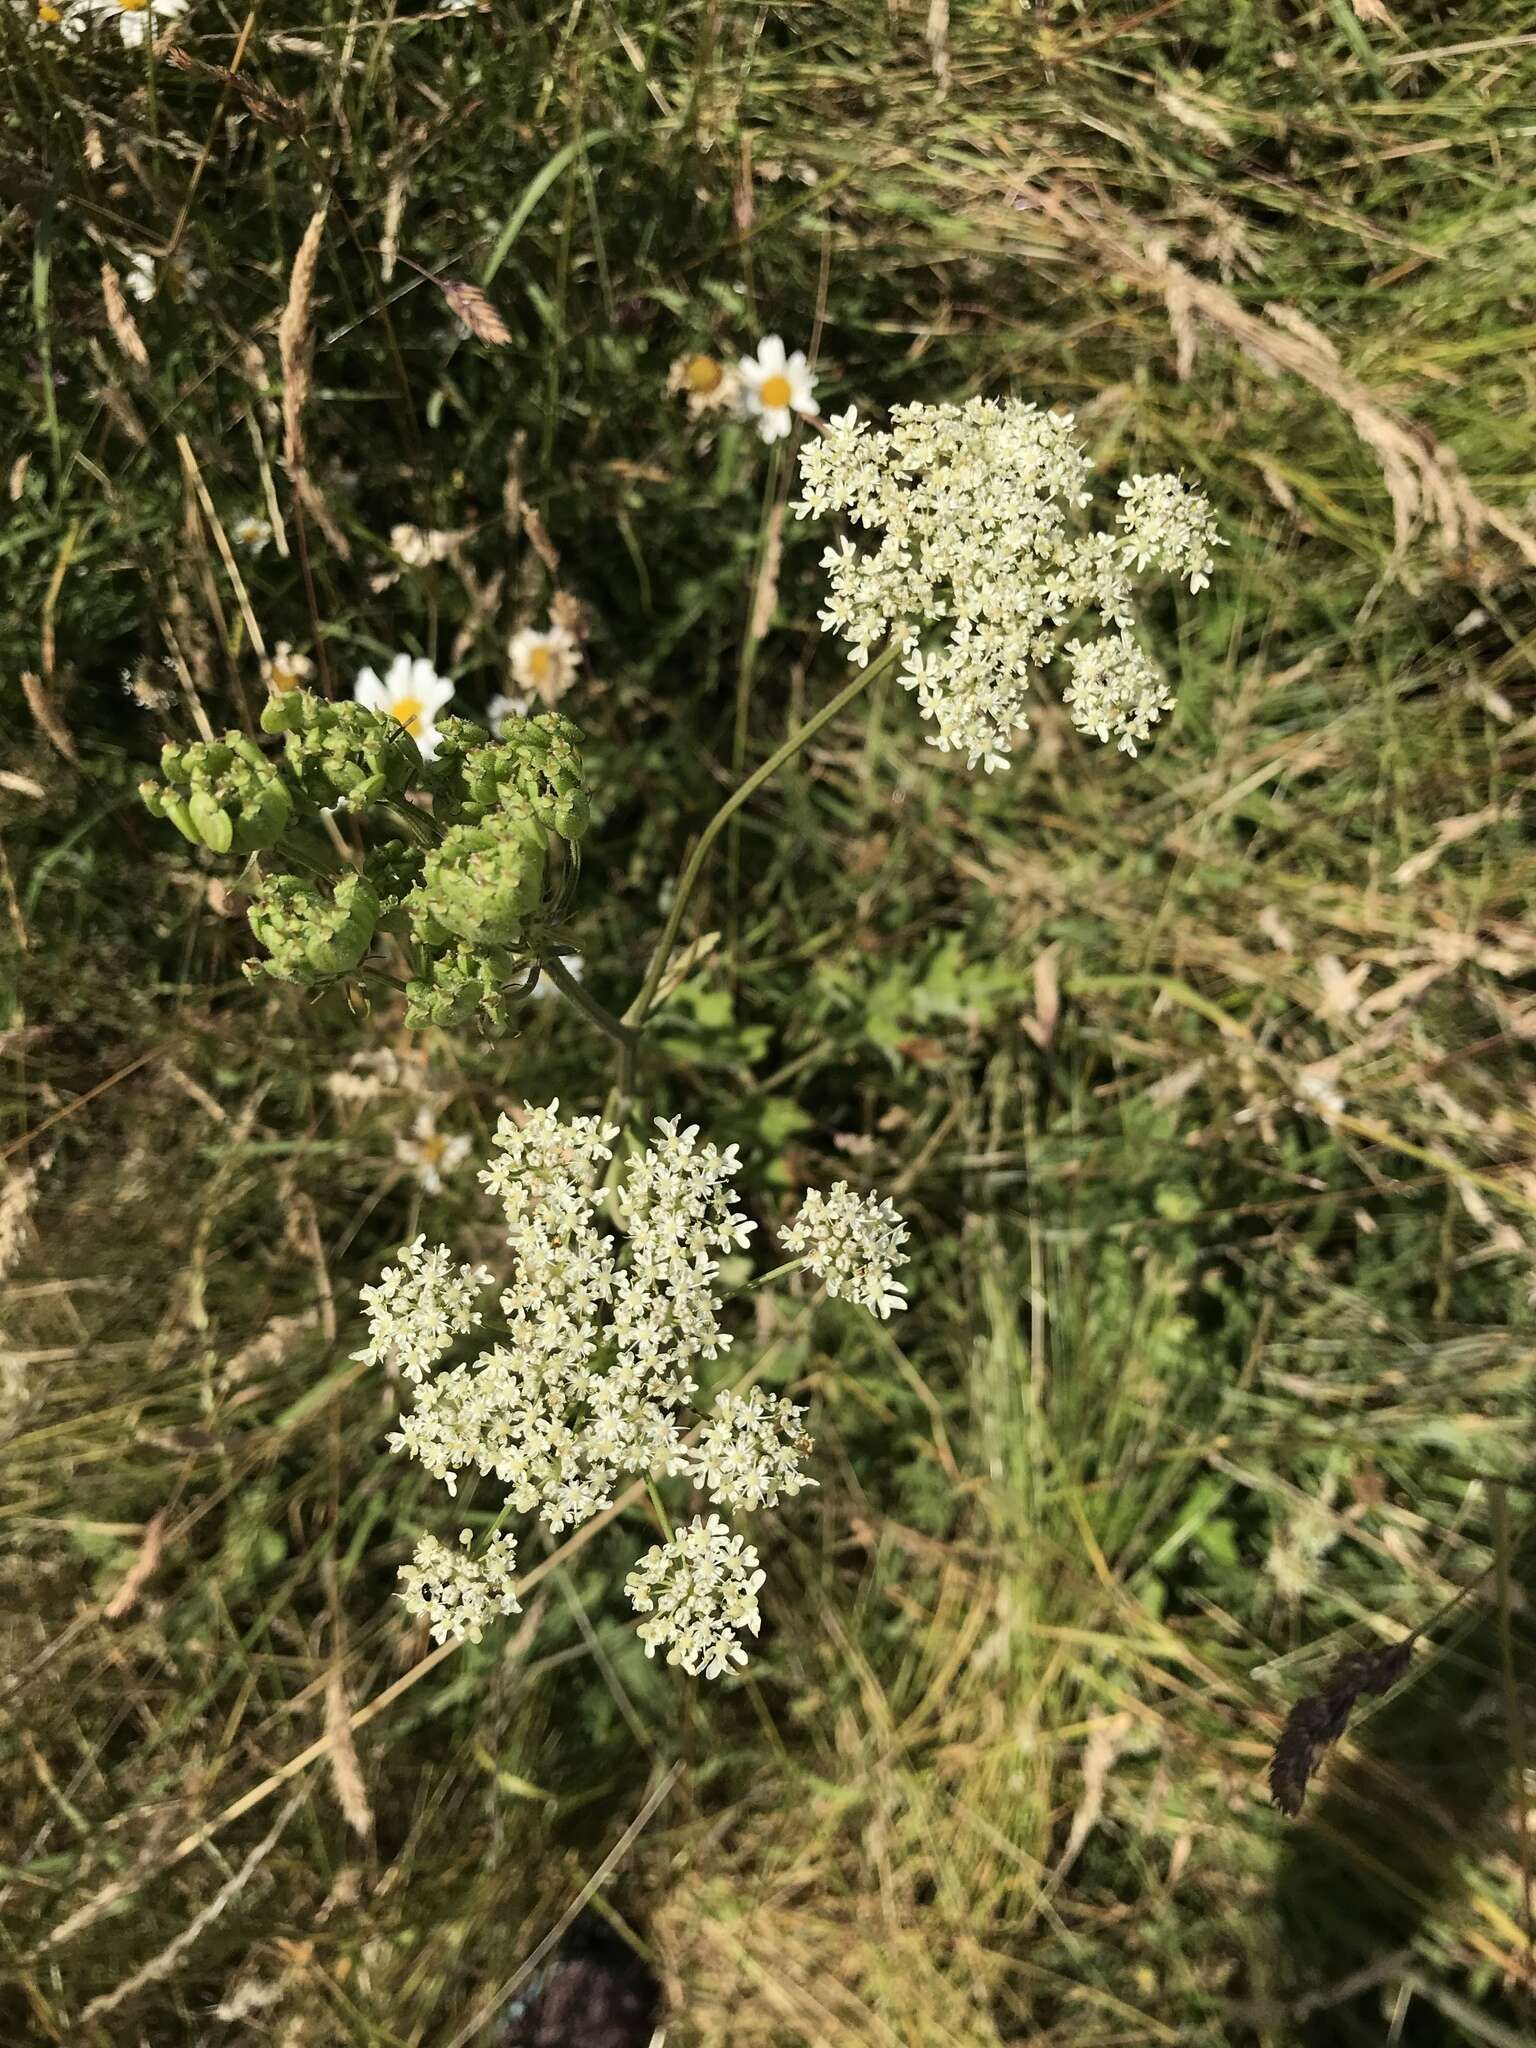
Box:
[391,696,424,736]
[759,373,792,410]
[271,664,301,693]
[38,3,63,20]
[685,354,723,395]
[528,645,553,682]
[420,1133,447,1165]
[118,0,149,11]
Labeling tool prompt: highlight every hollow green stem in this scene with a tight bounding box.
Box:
[623,641,902,1031]
[541,951,639,1052]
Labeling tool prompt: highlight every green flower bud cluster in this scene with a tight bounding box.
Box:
[404,941,525,1034]
[245,871,380,985]
[430,715,591,843]
[412,816,548,949]
[260,690,422,810]
[139,734,291,854]
[138,689,595,1038]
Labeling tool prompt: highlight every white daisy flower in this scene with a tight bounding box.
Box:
[738,334,817,444]
[231,513,273,555]
[80,0,188,48]
[508,622,580,706]
[260,641,313,695]
[396,1107,473,1196]
[353,652,455,758]
[17,0,87,34]
[487,691,530,734]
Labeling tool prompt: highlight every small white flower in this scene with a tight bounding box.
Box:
[15,2,86,34]
[356,1234,493,1382]
[508,623,580,706]
[625,1515,765,1678]
[487,691,530,734]
[399,1529,520,1646]
[260,641,313,695]
[396,1106,474,1195]
[390,523,464,568]
[781,1182,910,1318]
[666,353,742,419]
[122,252,156,303]
[79,0,188,48]
[114,247,204,302]
[353,653,455,759]
[738,334,817,444]
[231,513,273,555]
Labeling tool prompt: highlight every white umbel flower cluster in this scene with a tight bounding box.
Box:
[360,1103,909,1672]
[795,398,1223,769]
[780,1181,910,1319]
[357,1235,493,1382]
[398,1529,521,1646]
[625,1514,767,1677]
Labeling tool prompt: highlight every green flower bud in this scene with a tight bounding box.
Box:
[404,941,520,1034]
[246,870,380,985]
[262,691,422,812]
[416,815,546,948]
[430,714,590,845]
[364,840,427,933]
[139,731,292,854]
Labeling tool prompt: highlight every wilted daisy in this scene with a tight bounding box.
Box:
[738,335,818,444]
[796,397,1222,770]
[667,352,742,419]
[487,691,529,734]
[359,1102,909,1669]
[115,247,204,302]
[231,513,273,555]
[122,252,156,304]
[80,0,188,47]
[260,641,313,695]
[508,622,580,706]
[390,523,464,568]
[353,652,455,759]
[396,1106,473,1195]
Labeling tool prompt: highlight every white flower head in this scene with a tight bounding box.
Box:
[399,1529,521,1646]
[781,1181,910,1318]
[625,1515,765,1677]
[372,1106,906,1673]
[353,653,455,758]
[508,622,580,706]
[795,397,1221,772]
[260,641,312,695]
[738,335,818,444]
[684,1387,815,1513]
[396,1105,474,1195]
[356,1234,493,1383]
[80,0,188,47]
[487,691,530,734]
[231,513,273,555]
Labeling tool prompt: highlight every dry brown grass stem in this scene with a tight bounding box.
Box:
[1017,184,1536,572]
[277,208,351,561]
[99,263,150,370]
